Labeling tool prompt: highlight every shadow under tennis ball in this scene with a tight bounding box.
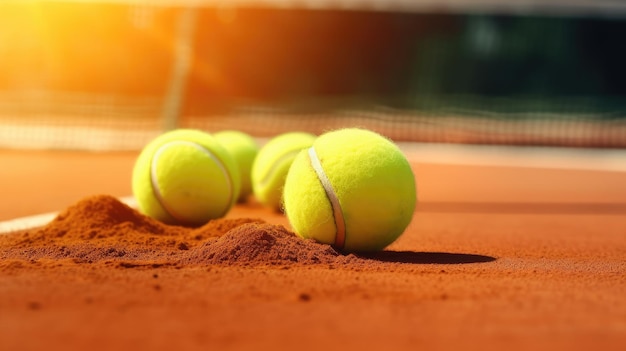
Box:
[358,251,496,264]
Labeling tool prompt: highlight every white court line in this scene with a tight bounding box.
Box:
[399,143,626,173]
[0,196,137,236]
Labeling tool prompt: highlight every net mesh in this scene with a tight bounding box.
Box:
[1,1,625,150]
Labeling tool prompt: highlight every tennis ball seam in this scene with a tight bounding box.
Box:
[256,149,302,190]
[307,146,346,250]
[150,140,234,223]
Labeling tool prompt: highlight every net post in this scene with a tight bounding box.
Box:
[161,6,197,131]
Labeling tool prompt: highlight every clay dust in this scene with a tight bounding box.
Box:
[0,195,361,268]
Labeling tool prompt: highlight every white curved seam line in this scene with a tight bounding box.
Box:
[150,141,233,223]
[199,144,234,218]
[308,146,346,249]
[258,149,302,189]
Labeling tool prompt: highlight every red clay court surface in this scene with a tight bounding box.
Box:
[0,147,625,351]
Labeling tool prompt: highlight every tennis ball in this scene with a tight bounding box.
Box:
[251,132,316,211]
[214,130,259,203]
[283,128,416,252]
[132,129,241,226]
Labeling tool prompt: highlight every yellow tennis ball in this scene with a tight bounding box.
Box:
[132,129,241,226]
[283,128,417,252]
[251,132,316,211]
[214,130,259,203]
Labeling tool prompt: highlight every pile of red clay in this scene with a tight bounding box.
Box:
[0,195,360,267]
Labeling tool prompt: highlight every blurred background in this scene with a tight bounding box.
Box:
[1,0,625,150]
